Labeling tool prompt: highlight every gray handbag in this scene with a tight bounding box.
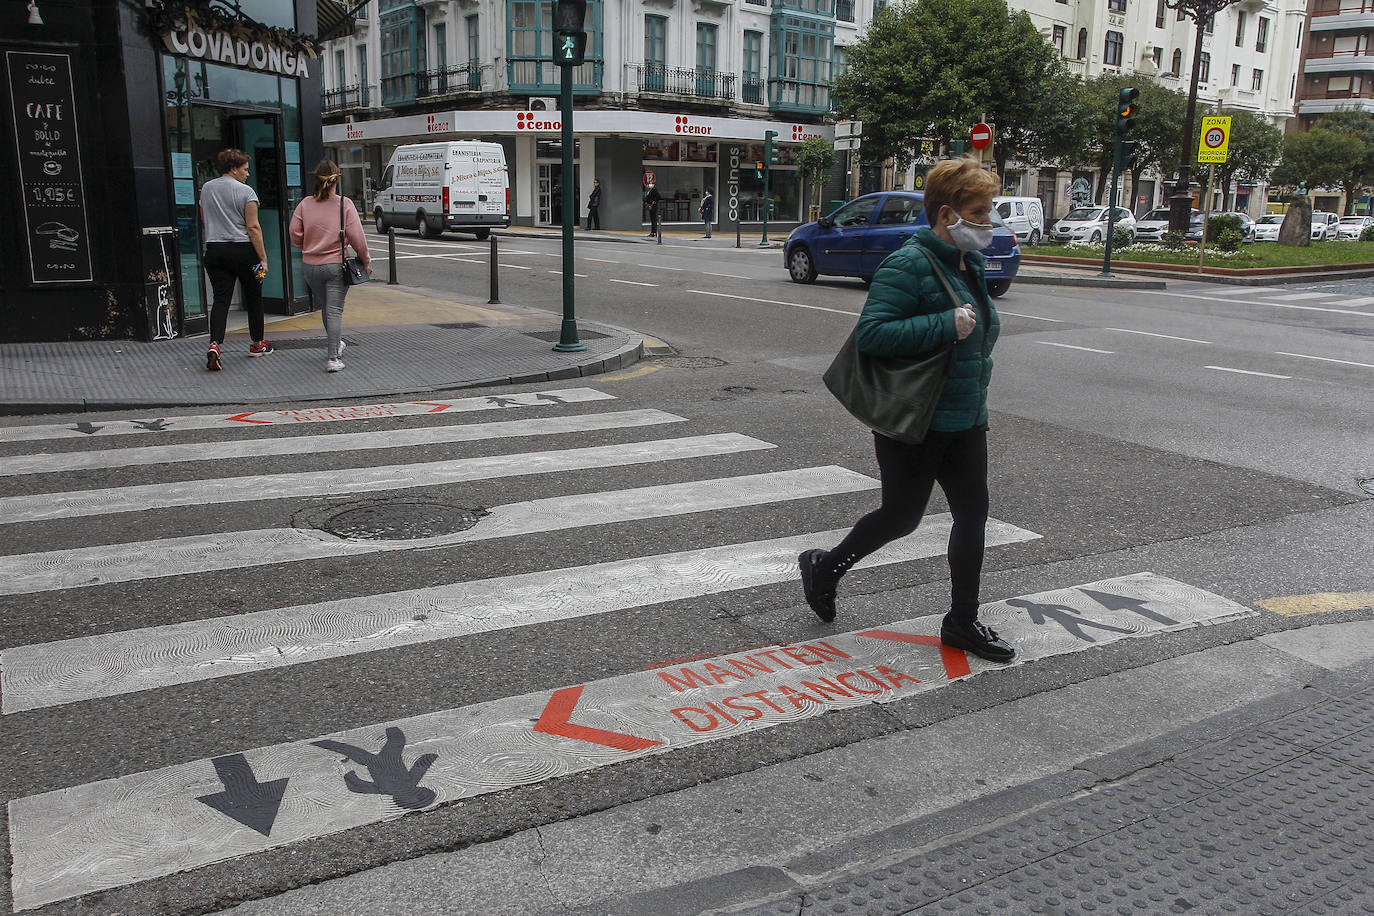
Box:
[823,244,962,444]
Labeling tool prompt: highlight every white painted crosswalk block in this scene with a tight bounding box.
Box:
[5,573,1254,911]
[0,408,685,477]
[0,517,1040,714]
[0,467,880,596]
[0,387,614,443]
[0,433,774,524]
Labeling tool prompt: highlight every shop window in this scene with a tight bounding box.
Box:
[1256,17,1268,52]
[1104,30,1123,66]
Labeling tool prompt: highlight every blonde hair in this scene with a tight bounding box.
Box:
[923,158,999,221]
[311,160,341,202]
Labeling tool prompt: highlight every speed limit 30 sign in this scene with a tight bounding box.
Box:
[1198,116,1232,164]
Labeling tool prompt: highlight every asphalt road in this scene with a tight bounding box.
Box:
[1,233,1371,914]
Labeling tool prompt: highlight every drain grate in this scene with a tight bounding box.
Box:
[523,329,612,342]
[299,497,488,541]
[644,356,727,368]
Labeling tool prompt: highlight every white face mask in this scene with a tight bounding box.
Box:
[946,212,995,251]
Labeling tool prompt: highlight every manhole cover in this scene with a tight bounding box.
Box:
[645,356,727,368]
[308,499,488,540]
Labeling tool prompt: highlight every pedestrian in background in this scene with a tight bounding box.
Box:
[586,178,602,230]
[290,160,371,373]
[643,182,661,238]
[200,148,272,370]
[798,158,1010,663]
[700,187,715,238]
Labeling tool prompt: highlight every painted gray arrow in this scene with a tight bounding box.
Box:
[0,433,773,524]
[6,574,1255,911]
[0,466,878,597]
[0,387,614,443]
[195,754,290,838]
[1,516,1039,714]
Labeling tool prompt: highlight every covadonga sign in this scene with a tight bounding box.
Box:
[161,16,311,78]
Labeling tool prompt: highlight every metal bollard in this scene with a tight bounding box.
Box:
[656,217,663,245]
[387,227,398,285]
[488,234,501,304]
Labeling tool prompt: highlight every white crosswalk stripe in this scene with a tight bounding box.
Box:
[0,389,1067,911]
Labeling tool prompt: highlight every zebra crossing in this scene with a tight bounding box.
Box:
[0,387,1258,912]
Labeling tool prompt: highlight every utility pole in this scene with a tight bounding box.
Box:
[551,0,586,352]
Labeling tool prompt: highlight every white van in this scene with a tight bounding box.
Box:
[993,196,1045,246]
[372,141,509,239]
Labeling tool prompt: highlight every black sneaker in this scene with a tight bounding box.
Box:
[798,549,837,623]
[940,617,1016,663]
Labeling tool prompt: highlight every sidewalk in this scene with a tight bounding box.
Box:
[0,281,657,414]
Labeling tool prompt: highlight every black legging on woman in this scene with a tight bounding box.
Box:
[820,426,988,622]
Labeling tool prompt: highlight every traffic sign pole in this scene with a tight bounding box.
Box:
[1198,163,1216,274]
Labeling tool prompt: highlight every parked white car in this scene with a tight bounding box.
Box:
[1253,214,1283,242]
[1135,207,1201,242]
[1050,206,1136,244]
[1335,215,1374,240]
[1311,211,1339,241]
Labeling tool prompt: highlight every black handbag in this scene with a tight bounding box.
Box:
[823,244,963,445]
[339,193,369,286]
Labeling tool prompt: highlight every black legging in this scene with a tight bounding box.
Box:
[204,241,265,344]
[823,427,989,621]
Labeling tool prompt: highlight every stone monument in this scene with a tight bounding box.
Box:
[1278,182,1311,247]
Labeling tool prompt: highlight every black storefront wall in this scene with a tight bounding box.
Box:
[0,0,323,344]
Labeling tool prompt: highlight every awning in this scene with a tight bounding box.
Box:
[317,0,358,42]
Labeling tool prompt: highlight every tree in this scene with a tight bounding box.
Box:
[796,137,838,219]
[1313,109,1374,213]
[832,0,1082,174]
[1271,128,1364,197]
[1189,108,1284,210]
[1077,75,1188,209]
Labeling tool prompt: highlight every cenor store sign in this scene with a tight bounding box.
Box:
[5,51,93,285]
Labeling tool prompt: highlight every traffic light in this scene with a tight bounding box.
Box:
[1116,87,1139,137]
[764,130,780,167]
[552,0,587,67]
[1116,139,1139,171]
[755,161,763,179]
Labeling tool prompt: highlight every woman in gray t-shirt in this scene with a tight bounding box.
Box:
[200,148,272,370]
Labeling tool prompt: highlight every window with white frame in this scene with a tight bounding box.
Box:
[1198,51,1210,82]
[1155,0,1165,27]
[1171,47,1182,75]
[1234,11,1245,47]
[1231,63,1240,86]
[1252,68,1263,91]
[1108,0,1125,13]
[1256,17,1268,52]
[1104,30,1123,66]
[1152,46,1162,69]
[1053,24,1066,55]
[1077,27,1088,59]
[696,22,718,72]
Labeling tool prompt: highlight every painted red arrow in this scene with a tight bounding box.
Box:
[856,629,971,679]
[534,686,662,752]
[412,401,451,413]
[225,412,271,424]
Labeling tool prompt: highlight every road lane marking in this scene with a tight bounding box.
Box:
[1139,289,1374,317]
[0,434,775,525]
[1268,292,1339,302]
[1275,351,1374,370]
[0,409,686,478]
[1257,591,1374,616]
[1206,287,1288,297]
[0,389,615,444]
[717,274,754,280]
[637,264,685,270]
[998,310,1064,322]
[1038,342,1114,354]
[688,289,858,316]
[608,278,658,287]
[5,573,1250,912]
[1204,366,1291,379]
[583,257,620,264]
[598,365,663,381]
[1104,328,1211,344]
[546,270,590,278]
[0,467,879,600]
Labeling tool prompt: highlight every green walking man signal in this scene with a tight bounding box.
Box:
[552,0,587,67]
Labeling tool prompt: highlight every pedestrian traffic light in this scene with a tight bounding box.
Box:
[1116,87,1139,137]
[755,161,763,179]
[765,129,780,167]
[552,0,587,67]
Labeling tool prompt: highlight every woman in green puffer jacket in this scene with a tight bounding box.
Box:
[799,158,1015,664]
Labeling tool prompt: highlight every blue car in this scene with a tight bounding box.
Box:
[783,191,1021,297]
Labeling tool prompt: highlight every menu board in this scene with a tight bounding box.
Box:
[6,51,92,284]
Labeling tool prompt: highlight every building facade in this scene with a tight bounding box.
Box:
[1,0,334,343]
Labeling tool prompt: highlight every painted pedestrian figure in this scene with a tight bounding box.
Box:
[1006,598,1136,643]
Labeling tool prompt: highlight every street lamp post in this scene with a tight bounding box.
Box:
[1165,0,1239,234]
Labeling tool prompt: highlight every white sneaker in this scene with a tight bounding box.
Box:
[338,340,346,359]
[326,358,345,372]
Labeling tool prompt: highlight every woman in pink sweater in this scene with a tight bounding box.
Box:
[290,161,371,372]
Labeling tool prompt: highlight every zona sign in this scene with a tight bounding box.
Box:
[1197,115,1231,164]
[970,122,992,150]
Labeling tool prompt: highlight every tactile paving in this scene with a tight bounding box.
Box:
[1259,694,1374,749]
[1171,731,1310,787]
[1310,725,1374,777]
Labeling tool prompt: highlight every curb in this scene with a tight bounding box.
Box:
[1015,273,1168,290]
[1023,254,1374,286]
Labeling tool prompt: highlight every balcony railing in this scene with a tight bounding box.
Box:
[1301,86,1374,99]
[322,84,371,113]
[416,63,488,97]
[1312,1,1374,13]
[633,64,735,101]
[1307,48,1374,58]
[508,57,603,93]
[742,76,765,104]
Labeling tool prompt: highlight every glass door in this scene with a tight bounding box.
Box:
[226,114,290,313]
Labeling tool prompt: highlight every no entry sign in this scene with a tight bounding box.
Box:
[1198,115,1231,164]
[970,122,992,150]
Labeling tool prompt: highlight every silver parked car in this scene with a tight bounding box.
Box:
[1335,215,1374,240]
[1134,207,1201,242]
